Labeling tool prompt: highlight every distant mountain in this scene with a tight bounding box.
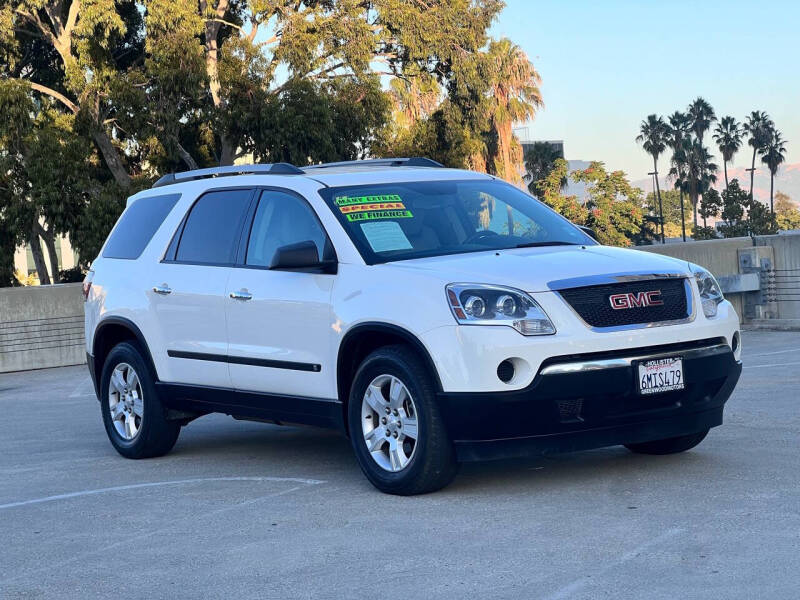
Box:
[632,162,800,205]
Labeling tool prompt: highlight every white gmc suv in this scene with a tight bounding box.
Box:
[83,158,742,495]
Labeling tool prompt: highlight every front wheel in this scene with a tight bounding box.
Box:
[347,345,458,495]
[624,429,709,455]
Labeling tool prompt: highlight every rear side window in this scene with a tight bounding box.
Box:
[103,194,181,259]
[175,189,252,265]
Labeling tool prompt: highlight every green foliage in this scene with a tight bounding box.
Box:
[571,162,644,247]
[525,142,565,198]
[716,179,778,238]
[775,192,800,231]
[645,189,689,228]
[536,159,586,223]
[698,188,722,222]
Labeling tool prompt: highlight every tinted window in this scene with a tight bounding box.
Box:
[320,180,592,264]
[103,194,181,259]
[175,189,252,264]
[246,191,329,267]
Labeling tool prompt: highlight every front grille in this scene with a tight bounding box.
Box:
[559,278,689,328]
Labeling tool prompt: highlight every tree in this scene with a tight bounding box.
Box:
[536,159,585,223]
[743,110,774,199]
[666,111,692,241]
[717,179,778,238]
[571,162,644,247]
[775,192,800,230]
[645,189,691,232]
[483,38,543,187]
[684,139,718,228]
[525,141,565,198]
[713,116,742,190]
[759,128,787,215]
[698,187,722,225]
[636,114,668,242]
[687,97,716,148]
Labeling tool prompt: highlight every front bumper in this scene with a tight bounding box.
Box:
[437,338,741,461]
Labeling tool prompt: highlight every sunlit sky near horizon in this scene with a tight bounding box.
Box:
[492,0,799,182]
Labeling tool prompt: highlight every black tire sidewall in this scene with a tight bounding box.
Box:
[347,347,454,494]
[100,341,174,458]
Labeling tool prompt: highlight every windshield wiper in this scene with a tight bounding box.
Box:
[513,241,582,248]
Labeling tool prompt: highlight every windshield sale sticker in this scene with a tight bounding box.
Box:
[340,202,405,214]
[346,209,413,222]
[335,194,403,206]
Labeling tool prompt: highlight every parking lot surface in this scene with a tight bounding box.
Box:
[1,331,799,599]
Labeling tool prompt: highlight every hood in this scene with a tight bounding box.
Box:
[381,245,691,292]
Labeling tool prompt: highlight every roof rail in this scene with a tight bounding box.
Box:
[303,157,444,170]
[151,163,304,188]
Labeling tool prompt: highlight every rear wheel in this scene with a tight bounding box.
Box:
[100,342,180,459]
[347,345,458,495]
[624,429,709,455]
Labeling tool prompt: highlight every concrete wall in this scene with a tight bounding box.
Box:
[0,283,85,373]
[640,232,800,323]
[755,233,800,320]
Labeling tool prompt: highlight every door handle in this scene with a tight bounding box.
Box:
[153,284,172,295]
[230,289,253,301]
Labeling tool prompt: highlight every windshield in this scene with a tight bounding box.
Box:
[320,179,594,264]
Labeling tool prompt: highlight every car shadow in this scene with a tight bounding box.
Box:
[162,414,718,495]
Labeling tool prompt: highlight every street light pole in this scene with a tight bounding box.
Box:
[648,171,665,244]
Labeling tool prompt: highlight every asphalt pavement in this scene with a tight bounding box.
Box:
[1,330,798,599]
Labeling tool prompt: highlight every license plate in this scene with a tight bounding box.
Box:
[637,357,685,395]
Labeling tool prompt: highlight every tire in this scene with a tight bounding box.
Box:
[347,345,458,495]
[624,429,709,455]
[100,341,180,459]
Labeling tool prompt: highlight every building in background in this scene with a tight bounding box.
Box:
[13,235,78,284]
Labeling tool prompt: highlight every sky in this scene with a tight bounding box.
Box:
[491,0,799,183]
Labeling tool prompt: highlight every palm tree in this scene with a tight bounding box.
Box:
[524,141,565,197]
[759,129,787,214]
[687,97,717,147]
[685,139,718,229]
[743,111,774,200]
[712,116,742,190]
[485,38,543,185]
[667,111,692,241]
[484,38,542,234]
[636,114,668,242]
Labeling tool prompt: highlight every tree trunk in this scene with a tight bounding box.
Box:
[176,142,199,170]
[28,227,51,285]
[679,190,686,242]
[93,130,132,189]
[39,226,61,284]
[653,156,664,243]
[506,204,515,236]
[770,174,774,215]
[749,147,757,199]
[723,160,729,190]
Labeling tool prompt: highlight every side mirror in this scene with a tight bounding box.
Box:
[270,240,336,272]
[577,225,599,242]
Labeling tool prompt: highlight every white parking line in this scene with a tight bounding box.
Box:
[543,528,684,600]
[0,476,325,510]
[0,481,320,585]
[748,348,800,358]
[743,360,800,370]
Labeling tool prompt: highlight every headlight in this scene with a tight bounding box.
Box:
[446,284,556,335]
[691,265,724,318]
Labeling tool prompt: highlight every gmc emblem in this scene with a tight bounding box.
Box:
[609,290,663,310]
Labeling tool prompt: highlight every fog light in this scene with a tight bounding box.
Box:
[497,360,515,383]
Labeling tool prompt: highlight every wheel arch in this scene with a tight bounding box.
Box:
[92,317,159,399]
[336,322,442,434]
